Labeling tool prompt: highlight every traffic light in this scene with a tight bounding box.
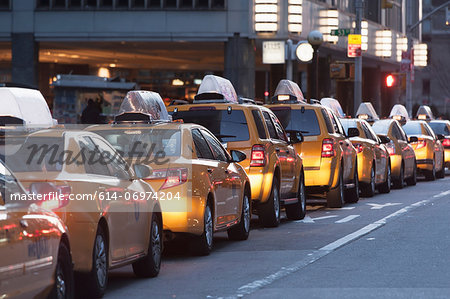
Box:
[385,74,395,87]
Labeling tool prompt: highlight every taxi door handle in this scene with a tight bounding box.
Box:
[207,168,213,173]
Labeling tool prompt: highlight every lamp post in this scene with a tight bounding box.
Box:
[307,30,324,101]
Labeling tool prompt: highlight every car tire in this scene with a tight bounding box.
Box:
[344,167,359,203]
[405,160,417,186]
[49,242,74,299]
[327,167,344,208]
[425,157,436,181]
[79,226,108,299]
[190,201,214,255]
[258,179,281,227]
[132,214,162,278]
[436,154,445,179]
[285,172,306,220]
[393,163,404,189]
[360,165,376,197]
[227,192,251,240]
[378,164,391,194]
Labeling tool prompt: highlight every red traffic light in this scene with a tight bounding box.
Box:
[264,91,269,97]
[386,74,395,87]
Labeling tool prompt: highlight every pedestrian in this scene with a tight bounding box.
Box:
[80,99,101,124]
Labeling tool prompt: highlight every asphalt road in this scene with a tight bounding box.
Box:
[105,173,450,299]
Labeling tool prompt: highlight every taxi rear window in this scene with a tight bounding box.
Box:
[402,122,422,135]
[372,121,390,134]
[171,110,250,142]
[429,122,449,135]
[271,108,321,136]
[94,129,181,158]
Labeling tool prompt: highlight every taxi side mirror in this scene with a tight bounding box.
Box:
[436,134,445,141]
[286,130,304,144]
[133,164,152,180]
[230,150,246,163]
[408,136,419,143]
[347,128,360,138]
[377,135,391,144]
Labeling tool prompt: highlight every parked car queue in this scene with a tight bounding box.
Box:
[0,77,448,299]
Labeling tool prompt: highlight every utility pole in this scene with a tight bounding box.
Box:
[405,0,450,117]
[286,39,293,81]
[354,0,363,116]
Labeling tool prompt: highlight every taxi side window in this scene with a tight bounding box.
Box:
[252,109,267,139]
[200,129,229,162]
[270,113,289,142]
[329,111,344,135]
[79,138,112,176]
[392,123,406,141]
[321,109,335,134]
[424,123,436,139]
[91,137,131,180]
[262,111,278,140]
[192,129,214,160]
[362,122,377,141]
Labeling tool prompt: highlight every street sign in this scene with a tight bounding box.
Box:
[347,34,362,58]
[330,29,351,36]
[262,41,285,64]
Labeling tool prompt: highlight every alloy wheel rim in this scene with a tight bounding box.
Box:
[243,196,250,232]
[56,262,66,299]
[274,187,280,219]
[205,206,213,247]
[300,180,306,211]
[95,235,107,288]
[339,174,344,203]
[387,167,391,186]
[151,221,161,266]
[371,167,375,192]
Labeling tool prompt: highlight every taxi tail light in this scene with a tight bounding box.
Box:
[250,145,266,167]
[442,138,450,148]
[321,139,335,158]
[146,168,188,190]
[386,142,396,155]
[40,184,71,211]
[354,143,363,154]
[414,139,427,150]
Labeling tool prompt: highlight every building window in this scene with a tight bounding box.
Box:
[84,0,98,9]
[100,0,113,8]
[164,0,177,8]
[53,0,66,8]
[0,0,10,9]
[36,0,50,9]
[68,0,82,9]
[422,79,430,96]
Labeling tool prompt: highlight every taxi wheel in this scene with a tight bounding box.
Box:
[285,172,306,220]
[327,167,344,208]
[227,193,251,241]
[361,166,376,197]
[191,201,213,256]
[436,155,445,179]
[49,242,74,299]
[425,158,436,181]
[344,167,359,203]
[132,214,162,278]
[405,161,417,186]
[378,164,391,193]
[82,226,108,299]
[393,163,404,189]
[258,179,281,227]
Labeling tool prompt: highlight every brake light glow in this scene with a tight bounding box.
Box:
[250,145,266,167]
[354,143,363,154]
[442,139,450,148]
[321,139,335,158]
[413,139,427,150]
[145,168,188,190]
[40,185,71,211]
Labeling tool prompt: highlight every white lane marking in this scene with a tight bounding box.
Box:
[335,215,360,223]
[224,198,436,299]
[366,202,401,210]
[433,190,450,198]
[366,237,375,241]
[295,215,338,223]
[327,207,355,210]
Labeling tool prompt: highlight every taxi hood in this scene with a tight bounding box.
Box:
[115,90,170,123]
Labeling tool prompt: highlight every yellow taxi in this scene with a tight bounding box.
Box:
[266,80,359,208]
[429,120,450,169]
[4,129,162,298]
[340,118,391,196]
[0,159,73,299]
[402,120,445,180]
[87,90,252,255]
[372,119,417,188]
[169,75,306,227]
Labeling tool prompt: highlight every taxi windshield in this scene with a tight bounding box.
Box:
[171,110,249,142]
[429,122,449,135]
[402,122,422,135]
[94,129,181,158]
[271,109,321,136]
